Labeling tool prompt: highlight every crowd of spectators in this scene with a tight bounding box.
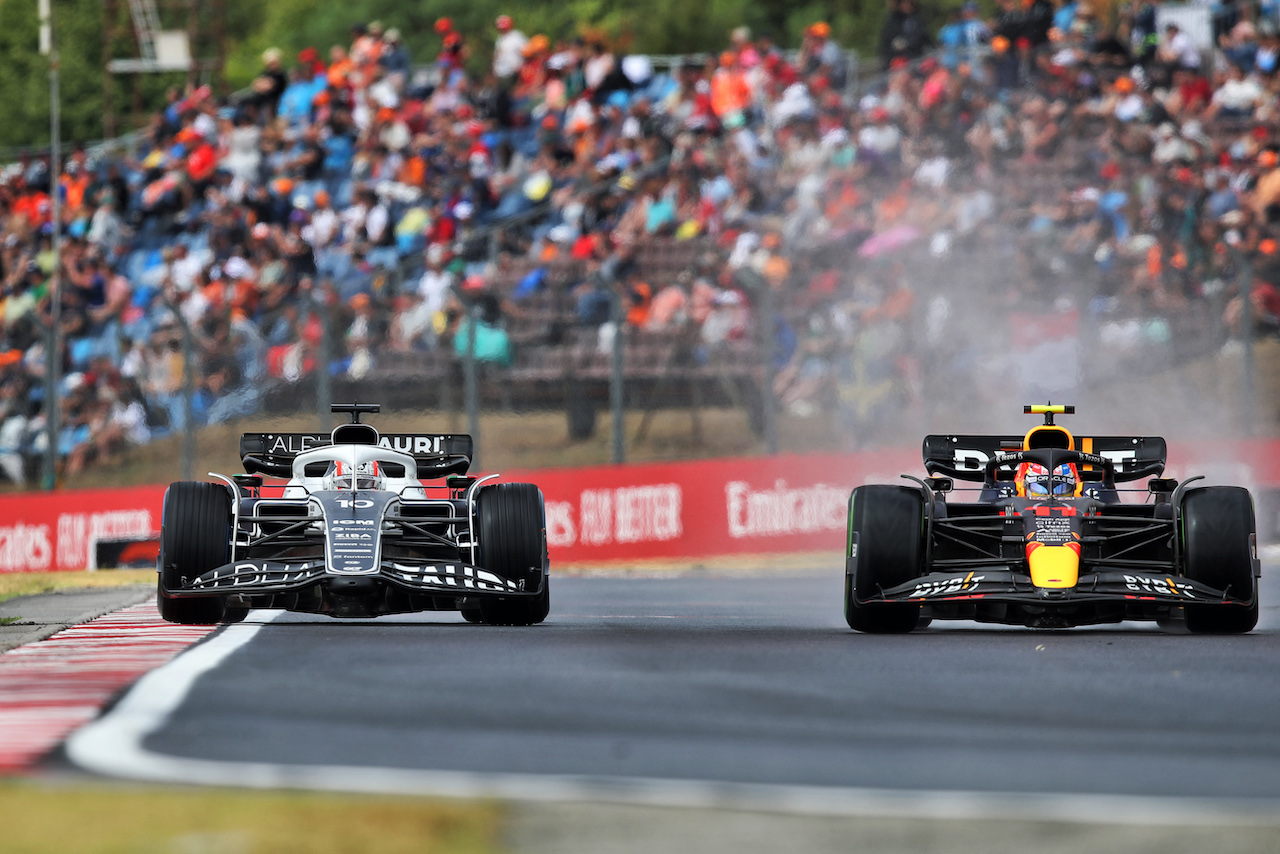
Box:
[3,0,1280,484]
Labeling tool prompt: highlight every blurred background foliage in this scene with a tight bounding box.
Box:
[0,0,889,147]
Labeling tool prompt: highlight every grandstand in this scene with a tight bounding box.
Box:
[2,4,1279,486]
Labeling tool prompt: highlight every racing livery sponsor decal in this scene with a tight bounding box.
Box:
[908,573,985,599]
[1123,575,1196,598]
[1030,515,1074,546]
[193,562,323,588]
[264,434,325,454]
[261,434,452,456]
[319,491,393,574]
[390,562,520,592]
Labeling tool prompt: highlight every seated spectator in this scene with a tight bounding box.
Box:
[390,289,434,352]
[201,358,261,424]
[0,371,30,484]
[1155,23,1202,75]
[0,409,29,484]
[1205,64,1265,120]
[574,262,615,326]
[344,292,388,378]
[774,312,837,416]
[244,48,289,117]
[700,288,749,350]
[66,380,151,473]
[1223,275,1280,336]
[857,108,903,166]
[452,286,513,367]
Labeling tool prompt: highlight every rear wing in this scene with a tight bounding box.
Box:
[922,435,1166,483]
[239,432,474,479]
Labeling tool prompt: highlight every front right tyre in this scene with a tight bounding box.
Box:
[845,484,925,634]
[157,481,232,625]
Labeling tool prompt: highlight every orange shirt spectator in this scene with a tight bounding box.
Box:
[61,170,90,216]
[327,46,355,89]
[710,53,751,120]
[399,153,427,188]
[626,281,652,326]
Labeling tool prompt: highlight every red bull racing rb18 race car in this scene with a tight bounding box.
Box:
[157,403,549,626]
[845,405,1260,634]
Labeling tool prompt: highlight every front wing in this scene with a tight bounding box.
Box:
[857,567,1253,608]
[164,559,544,599]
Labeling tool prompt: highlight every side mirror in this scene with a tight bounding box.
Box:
[925,476,953,493]
[233,473,263,497]
[1148,478,1178,495]
[447,475,477,495]
[1080,469,1106,483]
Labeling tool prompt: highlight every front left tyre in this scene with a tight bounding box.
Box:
[475,483,550,626]
[158,481,233,625]
[1179,486,1259,634]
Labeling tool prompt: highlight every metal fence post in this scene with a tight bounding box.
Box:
[761,279,779,455]
[464,303,480,470]
[317,279,332,429]
[178,313,195,482]
[610,290,626,465]
[738,267,779,455]
[40,0,62,491]
[1241,257,1254,438]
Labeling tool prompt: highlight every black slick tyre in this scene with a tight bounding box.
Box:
[475,483,550,626]
[158,481,232,625]
[845,484,924,634]
[1180,486,1259,634]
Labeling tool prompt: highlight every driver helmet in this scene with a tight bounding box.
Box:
[325,460,383,491]
[1015,461,1080,498]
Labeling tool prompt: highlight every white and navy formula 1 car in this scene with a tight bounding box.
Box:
[157,403,549,626]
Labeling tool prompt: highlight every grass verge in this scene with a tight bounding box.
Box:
[0,570,154,605]
[0,781,503,854]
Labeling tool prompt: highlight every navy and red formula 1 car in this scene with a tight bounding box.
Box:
[157,403,549,626]
[844,405,1260,634]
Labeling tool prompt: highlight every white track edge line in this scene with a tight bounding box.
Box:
[65,613,1280,827]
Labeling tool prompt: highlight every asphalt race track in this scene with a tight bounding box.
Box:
[68,562,1280,824]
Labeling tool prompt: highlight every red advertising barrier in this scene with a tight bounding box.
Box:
[2,441,1278,573]
[0,486,163,573]
[503,449,919,564]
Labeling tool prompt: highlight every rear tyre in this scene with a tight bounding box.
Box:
[1180,486,1259,634]
[845,485,925,634]
[158,481,232,625]
[476,483,550,626]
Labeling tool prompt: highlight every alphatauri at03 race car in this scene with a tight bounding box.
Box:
[157,403,549,626]
[845,405,1260,634]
